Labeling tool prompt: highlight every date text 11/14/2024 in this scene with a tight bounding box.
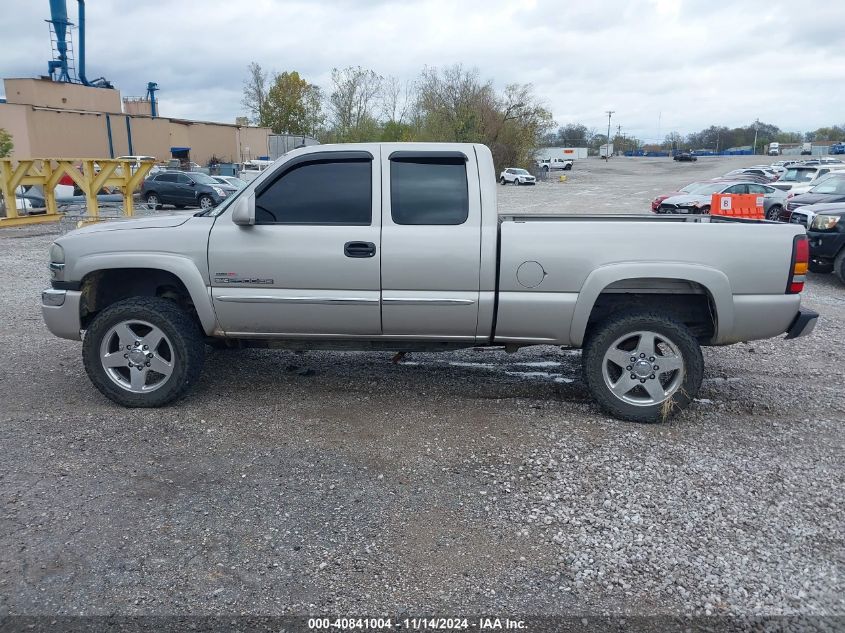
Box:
[307,617,527,630]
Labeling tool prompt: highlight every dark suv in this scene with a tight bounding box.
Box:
[806,205,845,282]
[140,171,237,211]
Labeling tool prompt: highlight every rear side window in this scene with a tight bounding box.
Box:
[256,159,372,225]
[390,157,469,225]
[155,173,176,183]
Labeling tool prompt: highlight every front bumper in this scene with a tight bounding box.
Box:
[785,308,819,340]
[807,230,845,260]
[41,288,82,340]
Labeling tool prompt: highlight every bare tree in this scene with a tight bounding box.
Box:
[328,66,384,142]
[241,62,268,125]
[381,76,414,125]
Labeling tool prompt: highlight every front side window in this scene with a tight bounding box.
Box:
[155,173,176,183]
[390,156,469,225]
[176,173,191,184]
[256,159,371,225]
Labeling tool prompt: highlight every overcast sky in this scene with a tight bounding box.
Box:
[2,0,843,140]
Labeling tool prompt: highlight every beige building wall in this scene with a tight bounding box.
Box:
[28,108,111,157]
[238,126,271,161]
[0,103,32,158]
[0,84,272,164]
[128,116,171,159]
[123,99,153,116]
[4,78,123,113]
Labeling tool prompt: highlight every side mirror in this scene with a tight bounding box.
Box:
[231,193,255,226]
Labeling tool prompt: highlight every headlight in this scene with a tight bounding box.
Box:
[49,242,65,264]
[49,242,65,280]
[212,186,226,196]
[811,214,841,230]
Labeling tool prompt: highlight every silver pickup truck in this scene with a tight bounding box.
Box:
[42,143,818,422]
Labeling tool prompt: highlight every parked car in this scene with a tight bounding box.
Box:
[830,143,845,155]
[768,142,780,156]
[499,168,536,185]
[212,176,248,190]
[656,181,787,219]
[778,201,843,229]
[140,171,237,211]
[536,157,573,172]
[723,168,779,182]
[651,181,711,211]
[784,175,845,219]
[41,142,816,422]
[771,165,845,192]
[115,155,156,174]
[801,143,813,155]
[807,206,845,280]
[673,153,697,162]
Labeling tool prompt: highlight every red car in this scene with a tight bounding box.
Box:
[651,182,707,211]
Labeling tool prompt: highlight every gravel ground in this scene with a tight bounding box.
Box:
[0,156,843,624]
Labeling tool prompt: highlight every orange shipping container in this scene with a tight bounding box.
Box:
[711,193,765,219]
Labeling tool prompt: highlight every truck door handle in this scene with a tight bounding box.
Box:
[344,241,376,258]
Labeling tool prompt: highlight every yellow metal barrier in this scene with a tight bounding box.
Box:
[0,158,154,228]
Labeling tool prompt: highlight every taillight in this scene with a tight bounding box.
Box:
[786,235,809,294]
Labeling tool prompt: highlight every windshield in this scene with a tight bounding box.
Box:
[189,173,218,185]
[810,177,845,195]
[687,182,729,195]
[781,168,815,182]
[226,177,248,188]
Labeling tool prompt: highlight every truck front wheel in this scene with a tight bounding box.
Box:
[581,312,704,422]
[82,297,205,407]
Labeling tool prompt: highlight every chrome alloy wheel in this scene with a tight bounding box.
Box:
[601,330,685,407]
[99,320,175,393]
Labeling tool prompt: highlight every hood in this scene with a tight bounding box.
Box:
[799,201,845,214]
[63,212,195,236]
[662,193,709,205]
[791,193,845,206]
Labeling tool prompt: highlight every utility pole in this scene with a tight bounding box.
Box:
[605,110,615,159]
[753,118,760,155]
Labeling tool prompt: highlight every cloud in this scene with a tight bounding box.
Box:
[1,0,843,138]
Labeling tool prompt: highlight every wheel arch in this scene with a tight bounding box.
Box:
[569,263,733,346]
[73,254,218,335]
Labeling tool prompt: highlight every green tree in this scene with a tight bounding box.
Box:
[0,128,12,157]
[261,71,324,136]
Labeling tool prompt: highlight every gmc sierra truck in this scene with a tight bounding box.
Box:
[42,143,818,422]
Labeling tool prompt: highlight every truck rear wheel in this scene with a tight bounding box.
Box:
[581,312,704,422]
[82,297,205,407]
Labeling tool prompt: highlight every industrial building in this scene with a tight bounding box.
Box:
[0,0,271,166]
[0,79,271,166]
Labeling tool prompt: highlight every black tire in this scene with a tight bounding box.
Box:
[766,205,782,221]
[835,249,845,284]
[699,205,710,214]
[514,179,520,186]
[581,312,704,423]
[198,195,215,210]
[809,260,834,274]
[144,192,161,210]
[82,297,205,407]
[564,164,572,170]
[500,177,507,185]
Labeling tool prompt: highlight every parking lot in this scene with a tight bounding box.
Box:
[1,156,843,620]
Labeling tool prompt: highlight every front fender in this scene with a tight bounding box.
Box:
[71,253,218,335]
[568,262,734,346]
